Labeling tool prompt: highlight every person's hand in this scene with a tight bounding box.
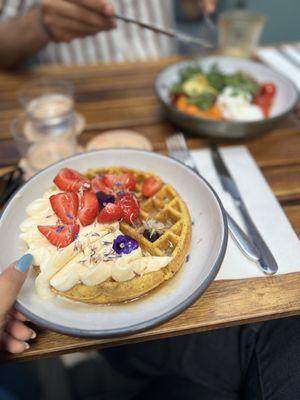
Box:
[0,254,36,354]
[199,0,217,15]
[40,0,117,43]
[181,0,217,18]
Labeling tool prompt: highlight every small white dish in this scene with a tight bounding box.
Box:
[0,149,227,337]
[86,130,153,151]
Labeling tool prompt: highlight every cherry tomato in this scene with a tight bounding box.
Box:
[253,95,272,118]
[261,82,276,98]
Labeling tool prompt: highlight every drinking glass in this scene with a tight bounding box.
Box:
[218,10,266,58]
[11,114,78,173]
[17,78,75,137]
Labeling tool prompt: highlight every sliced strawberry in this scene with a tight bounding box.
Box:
[50,192,79,224]
[91,176,112,194]
[38,224,80,248]
[54,168,90,192]
[97,203,123,224]
[142,176,163,197]
[103,173,136,191]
[78,191,99,226]
[116,193,140,224]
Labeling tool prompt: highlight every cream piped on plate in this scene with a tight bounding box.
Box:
[19,168,172,300]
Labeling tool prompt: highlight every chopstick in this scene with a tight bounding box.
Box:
[113,12,213,49]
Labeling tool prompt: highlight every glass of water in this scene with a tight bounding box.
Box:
[14,78,79,173]
[11,113,78,173]
[218,10,266,58]
[17,78,75,137]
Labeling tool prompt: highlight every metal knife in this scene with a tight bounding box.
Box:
[166,133,260,262]
[210,145,278,275]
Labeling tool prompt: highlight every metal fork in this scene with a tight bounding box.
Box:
[113,12,212,49]
[166,133,260,262]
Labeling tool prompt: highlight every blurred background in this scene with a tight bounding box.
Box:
[176,0,299,53]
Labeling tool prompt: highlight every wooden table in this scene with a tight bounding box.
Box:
[0,56,300,363]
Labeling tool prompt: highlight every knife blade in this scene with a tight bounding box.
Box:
[210,145,278,275]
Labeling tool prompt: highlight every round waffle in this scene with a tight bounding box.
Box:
[51,167,192,304]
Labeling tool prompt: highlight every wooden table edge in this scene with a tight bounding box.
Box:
[2,270,300,363]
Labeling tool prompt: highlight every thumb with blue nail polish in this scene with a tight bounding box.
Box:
[0,254,36,354]
[16,253,33,273]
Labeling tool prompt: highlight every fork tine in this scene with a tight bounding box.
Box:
[167,133,184,155]
[166,135,179,154]
[167,134,186,163]
[178,133,188,150]
[167,134,179,148]
[166,133,198,171]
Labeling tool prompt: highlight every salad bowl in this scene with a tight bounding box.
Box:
[155,56,298,139]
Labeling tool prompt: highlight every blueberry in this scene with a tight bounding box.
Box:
[96,192,115,208]
[143,229,161,242]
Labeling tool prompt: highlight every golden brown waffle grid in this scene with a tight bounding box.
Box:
[53,167,192,303]
[88,167,192,279]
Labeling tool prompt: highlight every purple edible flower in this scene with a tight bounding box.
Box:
[112,235,139,255]
[66,212,73,220]
[96,191,115,208]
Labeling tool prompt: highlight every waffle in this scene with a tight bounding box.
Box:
[52,167,192,304]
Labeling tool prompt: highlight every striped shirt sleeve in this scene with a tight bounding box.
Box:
[0,0,177,65]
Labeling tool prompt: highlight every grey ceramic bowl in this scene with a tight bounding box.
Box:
[155,56,298,139]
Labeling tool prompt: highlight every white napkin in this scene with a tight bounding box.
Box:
[256,44,300,90]
[191,146,300,280]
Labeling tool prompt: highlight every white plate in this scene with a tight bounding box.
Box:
[0,150,227,337]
